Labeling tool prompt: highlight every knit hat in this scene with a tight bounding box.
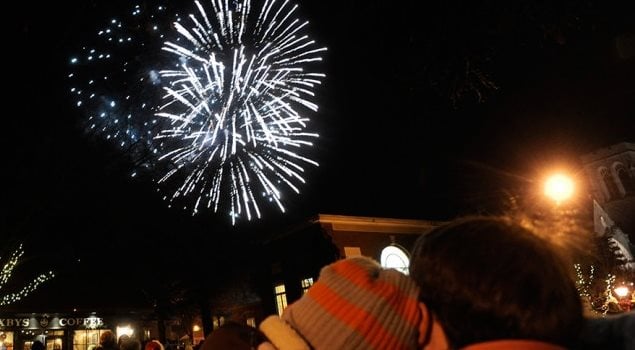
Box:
[144,340,164,350]
[259,256,447,350]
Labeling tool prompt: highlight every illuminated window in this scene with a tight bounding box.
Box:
[274,283,288,316]
[0,331,14,350]
[246,318,256,327]
[73,329,110,350]
[46,338,62,350]
[344,247,361,257]
[212,316,225,329]
[600,167,620,200]
[301,278,314,294]
[380,245,410,275]
[616,164,635,194]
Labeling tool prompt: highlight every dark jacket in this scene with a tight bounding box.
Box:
[576,312,635,350]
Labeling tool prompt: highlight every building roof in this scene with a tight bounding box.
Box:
[313,214,445,234]
[580,142,635,164]
[602,196,635,241]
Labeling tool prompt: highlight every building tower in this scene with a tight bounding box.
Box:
[581,142,635,271]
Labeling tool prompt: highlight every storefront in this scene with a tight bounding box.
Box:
[0,314,157,350]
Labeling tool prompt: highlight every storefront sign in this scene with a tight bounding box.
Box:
[58,317,104,328]
[0,318,29,327]
[0,316,103,329]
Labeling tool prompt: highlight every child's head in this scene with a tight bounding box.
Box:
[260,256,447,350]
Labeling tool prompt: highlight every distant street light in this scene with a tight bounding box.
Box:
[614,286,630,298]
[614,285,632,312]
[544,173,574,204]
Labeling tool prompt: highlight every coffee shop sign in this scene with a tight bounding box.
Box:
[0,317,104,328]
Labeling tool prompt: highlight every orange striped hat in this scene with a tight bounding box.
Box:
[260,256,435,350]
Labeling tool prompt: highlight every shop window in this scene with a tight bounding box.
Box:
[45,338,62,350]
[73,329,110,350]
[0,331,14,350]
[380,245,410,275]
[274,283,288,316]
[616,164,635,194]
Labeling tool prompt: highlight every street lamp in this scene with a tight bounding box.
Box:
[544,173,574,204]
[614,285,632,312]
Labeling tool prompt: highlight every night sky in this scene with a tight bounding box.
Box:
[4,0,634,308]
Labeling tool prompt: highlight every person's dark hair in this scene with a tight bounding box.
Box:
[200,322,268,350]
[119,339,140,350]
[99,330,117,348]
[31,341,45,350]
[118,335,130,347]
[409,216,583,348]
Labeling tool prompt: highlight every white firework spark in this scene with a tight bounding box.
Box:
[69,0,326,224]
[69,4,177,168]
[155,0,326,224]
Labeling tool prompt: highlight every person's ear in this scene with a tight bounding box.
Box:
[418,302,449,350]
[257,342,277,350]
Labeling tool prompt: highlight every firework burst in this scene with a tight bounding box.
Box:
[156,0,326,223]
[69,3,176,169]
[70,0,326,224]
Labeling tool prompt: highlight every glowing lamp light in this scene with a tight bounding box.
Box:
[192,325,200,332]
[116,325,134,339]
[544,174,574,203]
[380,245,410,275]
[614,286,630,298]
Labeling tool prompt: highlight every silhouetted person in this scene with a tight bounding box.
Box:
[95,330,119,350]
[120,338,141,350]
[118,335,130,349]
[192,340,204,350]
[31,341,45,350]
[144,340,164,350]
[577,311,635,350]
[200,322,269,350]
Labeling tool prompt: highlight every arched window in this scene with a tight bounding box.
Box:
[380,245,410,275]
[600,167,620,200]
[615,164,635,194]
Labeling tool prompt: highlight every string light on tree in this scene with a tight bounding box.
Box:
[574,263,594,299]
[0,244,55,306]
[598,274,617,315]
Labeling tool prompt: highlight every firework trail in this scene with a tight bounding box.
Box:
[70,0,326,224]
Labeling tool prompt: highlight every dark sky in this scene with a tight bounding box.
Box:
[3,0,634,307]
